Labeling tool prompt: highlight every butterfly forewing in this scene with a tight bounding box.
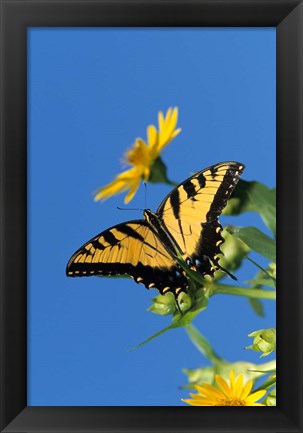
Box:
[157,161,245,277]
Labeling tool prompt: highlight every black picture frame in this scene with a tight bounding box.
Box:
[0,0,302,432]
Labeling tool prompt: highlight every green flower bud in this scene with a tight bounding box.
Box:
[246,328,276,357]
[148,291,192,316]
[177,291,192,313]
[148,292,176,316]
[213,230,249,280]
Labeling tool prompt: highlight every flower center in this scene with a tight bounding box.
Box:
[216,398,246,406]
[125,140,150,167]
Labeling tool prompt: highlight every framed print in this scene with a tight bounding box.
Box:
[0,0,302,432]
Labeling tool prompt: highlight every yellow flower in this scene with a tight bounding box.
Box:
[94,107,181,204]
[182,370,266,406]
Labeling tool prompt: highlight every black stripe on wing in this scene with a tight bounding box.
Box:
[206,163,245,222]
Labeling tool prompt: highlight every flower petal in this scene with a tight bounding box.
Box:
[195,384,225,399]
[245,389,267,404]
[215,374,231,398]
[94,179,129,201]
[240,380,253,400]
[169,106,178,130]
[170,127,182,140]
[94,167,141,202]
[235,374,244,399]
[157,107,181,151]
[158,110,166,132]
[124,179,141,203]
[147,125,158,150]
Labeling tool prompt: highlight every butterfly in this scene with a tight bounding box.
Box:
[66,161,245,300]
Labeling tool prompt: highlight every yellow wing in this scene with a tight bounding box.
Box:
[157,161,245,278]
[66,220,188,297]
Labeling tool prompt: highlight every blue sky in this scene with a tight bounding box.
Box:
[28,28,276,406]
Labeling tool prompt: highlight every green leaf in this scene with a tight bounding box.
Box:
[185,324,223,363]
[223,180,276,235]
[246,264,275,314]
[148,157,176,185]
[248,298,265,317]
[231,226,276,262]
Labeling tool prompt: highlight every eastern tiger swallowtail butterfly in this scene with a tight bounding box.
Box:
[66,161,245,300]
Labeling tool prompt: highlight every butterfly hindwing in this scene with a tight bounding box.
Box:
[157,161,245,277]
[66,220,188,297]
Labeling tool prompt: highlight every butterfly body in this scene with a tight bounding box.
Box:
[67,161,245,299]
[143,209,184,258]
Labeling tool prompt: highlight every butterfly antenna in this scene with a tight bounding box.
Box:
[117,207,143,211]
[144,182,147,209]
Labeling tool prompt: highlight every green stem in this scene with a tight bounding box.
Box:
[213,284,276,300]
[253,377,276,392]
[248,360,276,375]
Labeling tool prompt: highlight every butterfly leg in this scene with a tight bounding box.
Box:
[212,257,237,280]
[175,296,184,316]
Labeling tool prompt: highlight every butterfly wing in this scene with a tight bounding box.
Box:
[157,161,245,277]
[66,220,188,297]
